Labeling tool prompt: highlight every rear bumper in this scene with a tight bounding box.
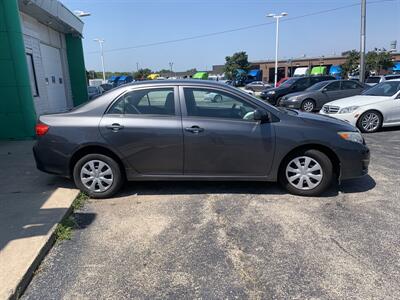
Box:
[339,144,370,180]
[33,142,71,177]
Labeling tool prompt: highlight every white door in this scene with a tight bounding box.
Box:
[40,44,67,112]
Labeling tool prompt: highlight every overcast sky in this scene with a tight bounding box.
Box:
[61,0,400,72]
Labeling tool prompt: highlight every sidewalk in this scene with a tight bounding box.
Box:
[0,140,78,300]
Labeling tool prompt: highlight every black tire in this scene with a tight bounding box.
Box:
[276,97,283,106]
[73,153,123,199]
[279,149,333,196]
[301,99,316,112]
[357,110,382,133]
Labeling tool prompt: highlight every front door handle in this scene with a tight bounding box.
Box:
[185,126,204,134]
[106,123,124,132]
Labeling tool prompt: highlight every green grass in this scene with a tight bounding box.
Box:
[55,192,89,242]
[55,216,76,241]
[72,192,89,210]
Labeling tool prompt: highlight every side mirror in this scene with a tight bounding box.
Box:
[253,109,270,123]
[322,88,328,93]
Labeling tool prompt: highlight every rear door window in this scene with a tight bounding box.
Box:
[108,88,176,116]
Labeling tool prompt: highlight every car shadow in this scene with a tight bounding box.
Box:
[119,174,376,198]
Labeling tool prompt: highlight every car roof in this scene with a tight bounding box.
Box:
[124,79,231,87]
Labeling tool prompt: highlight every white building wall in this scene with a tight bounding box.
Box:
[20,12,74,115]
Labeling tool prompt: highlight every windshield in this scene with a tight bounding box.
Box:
[280,78,297,87]
[306,81,329,91]
[362,81,400,96]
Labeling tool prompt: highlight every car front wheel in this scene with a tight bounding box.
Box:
[357,110,382,133]
[279,149,333,196]
[73,154,123,199]
[301,99,315,112]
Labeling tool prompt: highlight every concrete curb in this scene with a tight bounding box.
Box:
[1,188,79,300]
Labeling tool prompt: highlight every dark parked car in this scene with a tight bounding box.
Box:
[260,75,335,105]
[244,81,273,92]
[34,80,369,198]
[279,80,367,112]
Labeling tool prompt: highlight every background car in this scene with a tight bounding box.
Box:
[87,86,103,100]
[100,83,114,92]
[320,79,400,133]
[244,81,273,92]
[34,80,369,198]
[279,80,366,112]
[276,77,289,87]
[260,75,335,105]
[365,74,400,86]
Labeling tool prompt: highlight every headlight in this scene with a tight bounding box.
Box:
[267,91,276,95]
[287,96,298,101]
[339,106,359,114]
[337,131,364,144]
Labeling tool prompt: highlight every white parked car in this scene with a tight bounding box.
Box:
[365,74,400,86]
[320,79,400,133]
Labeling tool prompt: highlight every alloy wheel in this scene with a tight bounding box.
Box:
[302,100,314,112]
[80,160,114,192]
[360,112,380,132]
[285,156,323,190]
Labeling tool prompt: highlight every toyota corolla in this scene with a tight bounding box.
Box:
[33,80,370,198]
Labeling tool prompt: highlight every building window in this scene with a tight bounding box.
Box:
[26,53,39,97]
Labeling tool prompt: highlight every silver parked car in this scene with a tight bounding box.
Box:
[279,80,366,112]
[33,80,370,198]
[244,81,273,92]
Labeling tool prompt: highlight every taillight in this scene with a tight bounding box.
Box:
[35,123,49,136]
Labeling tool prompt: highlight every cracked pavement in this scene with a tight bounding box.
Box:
[23,128,400,299]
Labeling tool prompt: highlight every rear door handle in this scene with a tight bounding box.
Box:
[106,123,124,131]
[185,126,204,134]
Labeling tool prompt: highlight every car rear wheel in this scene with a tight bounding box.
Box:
[357,110,382,133]
[279,149,333,196]
[73,154,123,199]
[301,99,315,112]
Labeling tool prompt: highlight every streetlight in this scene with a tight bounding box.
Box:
[267,12,288,87]
[359,0,366,83]
[94,38,106,82]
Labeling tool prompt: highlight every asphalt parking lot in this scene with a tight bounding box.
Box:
[23,128,400,299]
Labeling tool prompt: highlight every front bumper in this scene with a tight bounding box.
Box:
[319,112,358,127]
[339,143,370,180]
[279,99,302,109]
[261,94,277,105]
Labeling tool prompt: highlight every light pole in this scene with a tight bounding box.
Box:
[94,38,106,82]
[359,0,366,83]
[169,62,174,77]
[267,12,288,87]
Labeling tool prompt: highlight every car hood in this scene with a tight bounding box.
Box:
[290,109,357,131]
[324,95,391,107]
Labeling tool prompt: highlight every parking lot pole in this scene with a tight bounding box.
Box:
[274,17,279,87]
[268,13,288,87]
[359,0,366,83]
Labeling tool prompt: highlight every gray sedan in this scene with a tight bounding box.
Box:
[33,80,369,198]
[279,80,366,112]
